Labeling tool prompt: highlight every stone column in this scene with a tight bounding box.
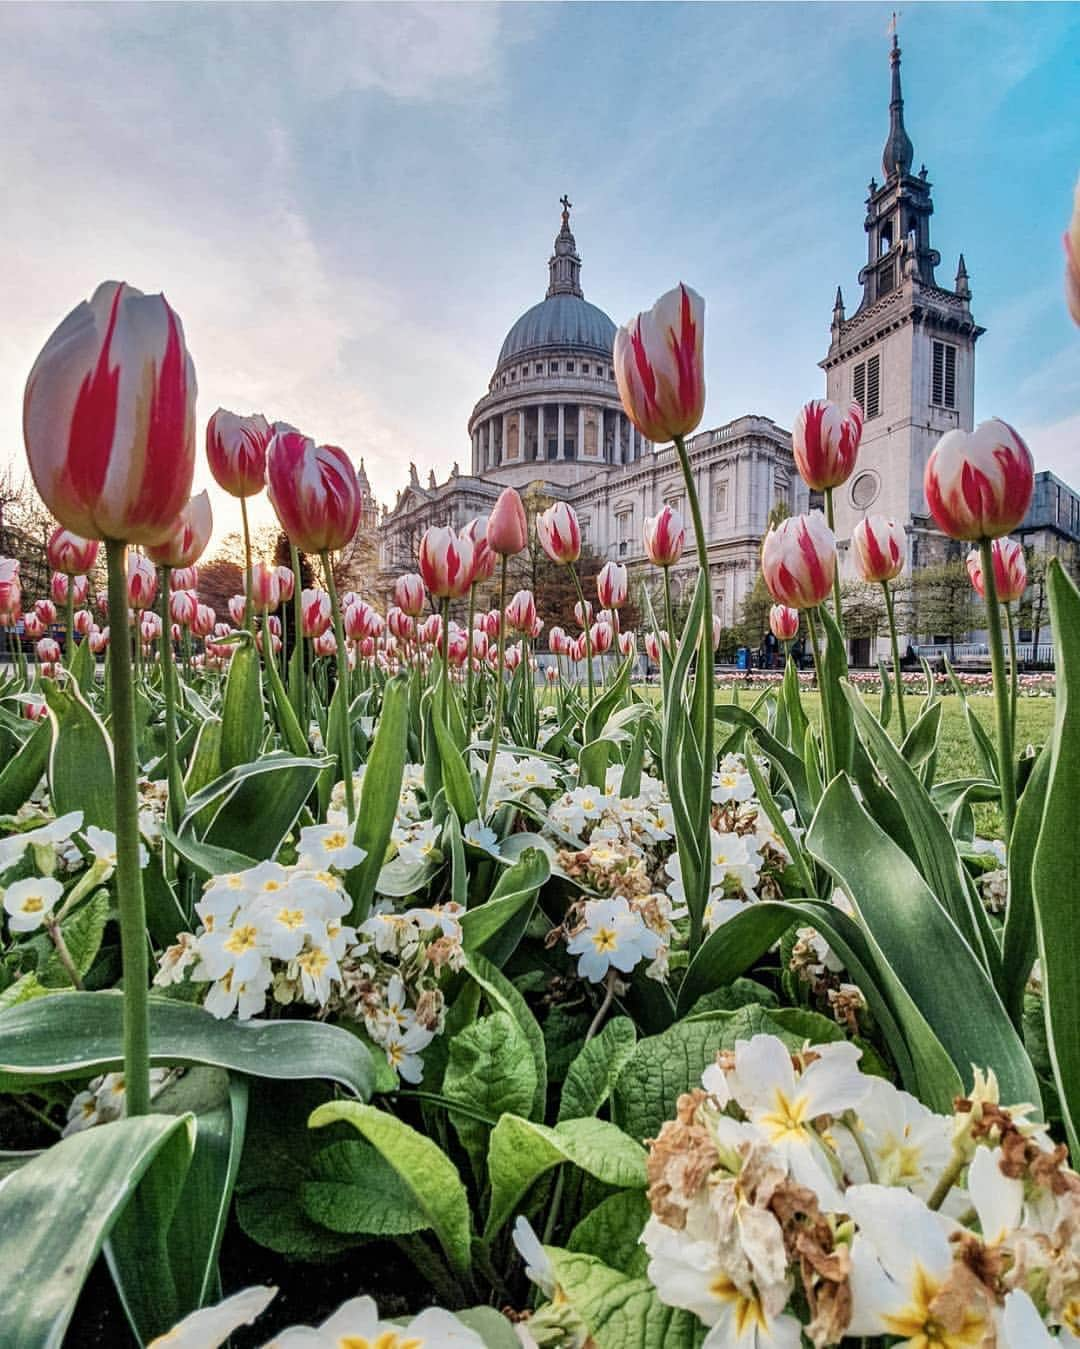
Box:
[615,410,623,463]
[557,404,565,459]
[501,411,509,465]
[537,403,545,461]
[577,405,585,460]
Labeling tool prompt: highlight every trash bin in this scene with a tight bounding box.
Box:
[736,646,749,671]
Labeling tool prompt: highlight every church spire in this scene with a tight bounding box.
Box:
[882,24,914,181]
[547,195,584,299]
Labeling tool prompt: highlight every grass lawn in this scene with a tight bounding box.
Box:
[637,684,1056,839]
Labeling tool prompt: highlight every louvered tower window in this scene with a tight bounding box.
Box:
[853,354,881,420]
[932,341,957,409]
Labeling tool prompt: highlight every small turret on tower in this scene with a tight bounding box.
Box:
[955,254,971,299]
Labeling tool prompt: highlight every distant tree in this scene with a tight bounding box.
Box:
[840,580,884,641]
[197,555,244,621]
[909,560,980,661]
[0,466,106,606]
[735,572,777,649]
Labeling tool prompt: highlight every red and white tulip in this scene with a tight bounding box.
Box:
[266,429,363,554]
[47,528,98,575]
[394,573,426,617]
[966,536,1027,604]
[597,561,628,610]
[851,515,906,584]
[418,527,474,600]
[505,589,537,634]
[206,409,272,499]
[792,400,862,491]
[769,605,800,642]
[613,284,705,444]
[761,511,837,610]
[146,490,213,570]
[924,419,1034,540]
[643,505,685,567]
[537,502,581,565]
[127,553,157,610]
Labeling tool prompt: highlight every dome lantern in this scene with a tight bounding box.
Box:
[547,195,584,299]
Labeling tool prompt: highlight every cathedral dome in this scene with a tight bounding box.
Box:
[498,293,616,366]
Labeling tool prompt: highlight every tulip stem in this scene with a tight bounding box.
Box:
[105,539,151,1118]
[663,567,677,647]
[240,496,256,635]
[569,567,594,707]
[158,567,186,842]
[64,588,75,671]
[806,606,835,783]
[980,538,1017,839]
[881,581,908,739]
[1005,603,1019,744]
[479,556,509,817]
[464,586,476,741]
[673,433,715,955]
[321,550,356,822]
[439,596,451,731]
[825,488,844,632]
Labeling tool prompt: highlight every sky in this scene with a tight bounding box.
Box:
[1,1,1077,546]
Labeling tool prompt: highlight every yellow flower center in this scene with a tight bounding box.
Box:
[881,1265,987,1347]
[337,1335,422,1349]
[323,831,349,852]
[261,879,282,892]
[224,924,259,954]
[591,925,618,953]
[708,1276,767,1335]
[21,896,45,914]
[276,908,306,931]
[759,1087,811,1143]
[298,947,331,977]
[581,797,596,810]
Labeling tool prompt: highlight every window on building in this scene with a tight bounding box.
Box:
[616,510,632,543]
[547,436,559,460]
[579,517,590,547]
[715,480,729,515]
[608,367,614,379]
[932,341,957,409]
[550,362,559,374]
[582,362,590,374]
[566,361,575,373]
[535,363,543,375]
[853,354,881,420]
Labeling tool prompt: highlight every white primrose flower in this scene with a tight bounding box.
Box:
[269,1296,485,1348]
[395,819,441,867]
[382,1021,435,1083]
[566,895,662,983]
[838,1076,952,1198]
[712,763,755,806]
[294,940,340,1005]
[966,1144,1025,1247]
[3,875,64,932]
[297,823,367,872]
[998,1289,1061,1348]
[643,1216,802,1348]
[204,966,272,1020]
[551,785,615,836]
[0,810,84,872]
[463,819,501,855]
[147,1285,277,1348]
[845,1183,993,1344]
[726,1034,869,1209]
[83,824,150,870]
[512,1215,556,1297]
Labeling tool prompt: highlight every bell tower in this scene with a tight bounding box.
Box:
[821,26,984,570]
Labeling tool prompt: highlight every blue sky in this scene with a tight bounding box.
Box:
[1,2,1077,542]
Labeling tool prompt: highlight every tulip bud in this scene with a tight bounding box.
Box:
[851,515,906,584]
[590,620,613,655]
[418,527,474,600]
[0,560,21,622]
[96,590,108,614]
[50,573,69,606]
[447,625,469,667]
[574,599,593,629]
[545,665,559,683]
[140,614,162,643]
[89,628,109,654]
[618,630,636,658]
[23,613,45,639]
[924,419,1034,540]
[275,565,295,603]
[146,490,213,570]
[769,605,800,642]
[643,506,686,567]
[73,609,93,636]
[614,284,705,444]
[419,613,443,647]
[252,561,281,611]
[761,511,837,610]
[170,590,198,627]
[792,400,863,491]
[47,528,99,576]
[344,600,369,640]
[22,698,47,722]
[206,410,272,499]
[461,517,497,585]
[394,572,427,617]
[34,598,57,626]
[548,626,566,656]
[301,588,332,639]
[597,561,628,610]
[24,282,197,545]
[36,637,61,664]
[471,630,489,660]
[172,565,198,592]
[644,631,669,664]
[505,589,537,634]
[386,606,413,642]
[486,488,528,556]
[192,604,216,638]
[127,553,157,610]
[313,631,337,658]
[1066,175,1080,326]
[504,641,522,671]
[966,537,1027,604]
[482,609,502,640]
[537,502,581,565]
[266,429,362,554]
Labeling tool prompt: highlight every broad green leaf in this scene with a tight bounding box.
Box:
[1002,745,1051,1024]
[309,1100,473,1276]
[743,738,815,896]
[36,890,109,988]
[817,602,853,776]
[453,1308,523,1349]
[350,675,408,923]
[464,951,547,1120]
[899,698,943,770]
[0,990,374,1098]
[300,1138,431,1235]
[807,774,1038,1108]
[877,657,893,730]
[0,972,51,1010]
[1032,561,1080,1155]
[219,640,264,771]
[160,823,256,879]
[567,1189,651,1276]
[546,1249,703,1349]
[947,661,999,782]
[558,1017,636,1123]
[485,1114,646,1239]
[460,847,549,964]
[619,717,646,799]
[0,1114,195,1349]
[261,627,311,758]
[442,1012,537,1175]
[45,680,114,829]
[0,717,51,815]
[432,691,478,823]
[201,753,326,861]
